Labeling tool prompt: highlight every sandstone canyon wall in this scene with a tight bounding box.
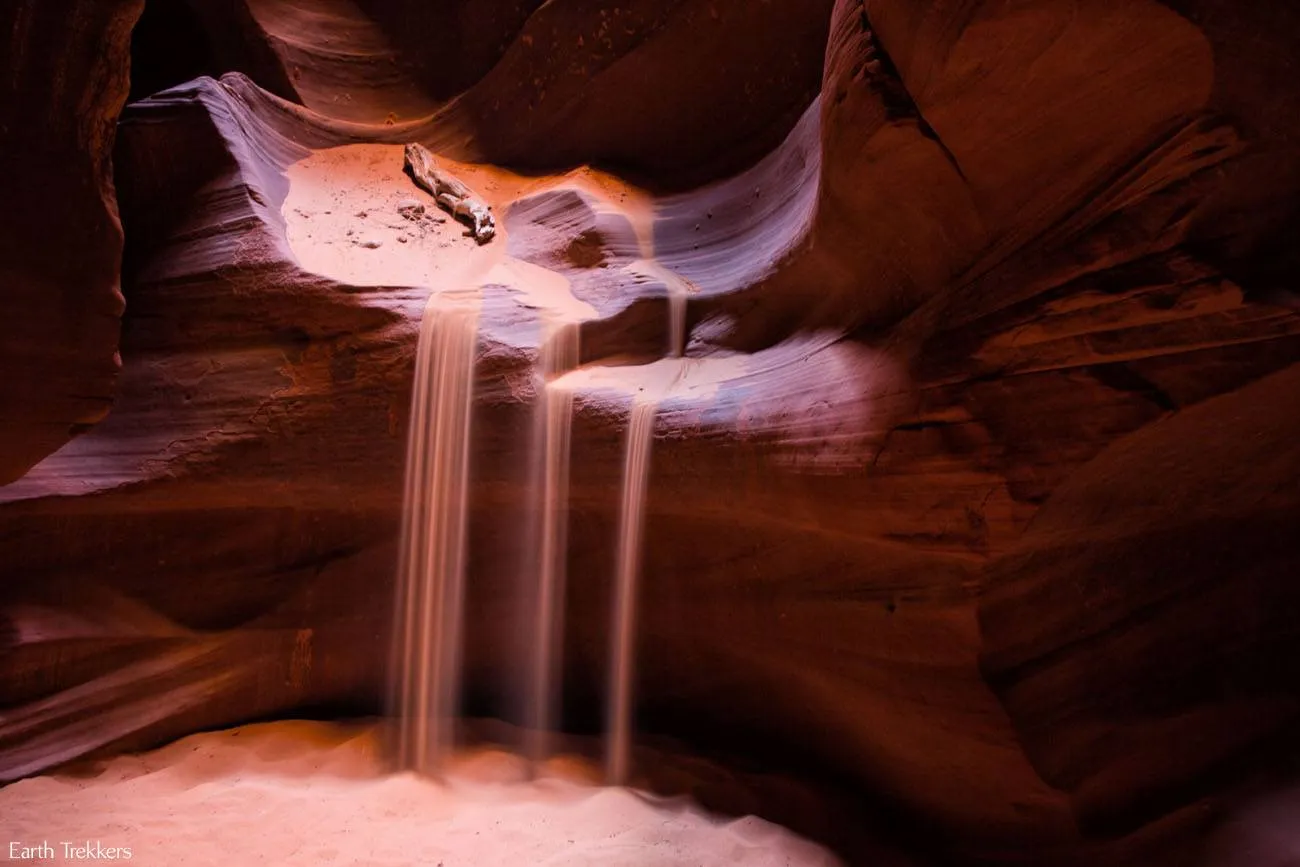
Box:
[0,0,143,483]
[2,1,1299,864]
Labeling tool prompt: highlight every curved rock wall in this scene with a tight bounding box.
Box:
[183,0,835,185]
[981,363,1300,842]
[0,0,142,483]
[2,2,1299,865]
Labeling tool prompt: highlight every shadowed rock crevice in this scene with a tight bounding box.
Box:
[0,0,143,484]
[128,0,220,103]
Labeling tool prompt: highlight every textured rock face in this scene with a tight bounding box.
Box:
[0,0,142,484]
[981,364,1300,840]
[2,2,1300,865]
[181,0,835,184]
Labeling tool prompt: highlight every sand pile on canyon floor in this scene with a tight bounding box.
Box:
[0,721,840,867]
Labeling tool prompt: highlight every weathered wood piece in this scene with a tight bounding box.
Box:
[402,143,496,244]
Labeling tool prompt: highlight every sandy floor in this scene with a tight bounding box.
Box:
[283,144,502,292]
[0,721,841,867]
[282,143,654,297]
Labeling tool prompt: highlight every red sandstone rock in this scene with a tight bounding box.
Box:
[0,0,142,484]
[981,363,1300,842]
[181,0,834,185]
[2,2,1300,865]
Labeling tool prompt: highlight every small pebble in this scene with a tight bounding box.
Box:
[358,239,382,249]
[397,199,426,220]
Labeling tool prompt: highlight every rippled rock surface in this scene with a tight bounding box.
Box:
[2,1,1299,864]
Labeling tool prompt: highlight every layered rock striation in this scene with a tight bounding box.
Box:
[2,1,1299,864]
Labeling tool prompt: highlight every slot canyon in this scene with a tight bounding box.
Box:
[2,1,1299,864]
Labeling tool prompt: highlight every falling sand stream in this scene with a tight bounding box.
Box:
[150,142,856,867]
[391,299,479,773]
[525,320,580,763]
[605,398,659,784]
[345,132,698,781]
[605,264,690,783]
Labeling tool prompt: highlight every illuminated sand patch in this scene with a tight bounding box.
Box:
[283,143,502,290]
[282,143,654,310]
[552,354,750,404]
[485,258,599,323]
[0,722,841,867]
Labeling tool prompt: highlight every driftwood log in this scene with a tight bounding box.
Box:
[402,143,496,244]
